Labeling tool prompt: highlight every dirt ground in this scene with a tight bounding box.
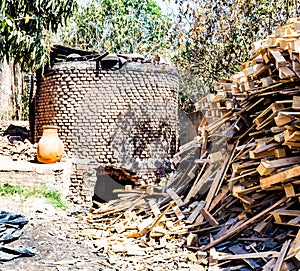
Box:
[0,195,201,271]
[0,196,101,271]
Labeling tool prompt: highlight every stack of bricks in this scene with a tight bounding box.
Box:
[33,61,179,202]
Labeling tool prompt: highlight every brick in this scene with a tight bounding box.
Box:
[33,62,179,201]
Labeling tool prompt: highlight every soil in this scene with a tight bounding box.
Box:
[0,195,198,271]
[0,196,100,271]
[0,121,101,270]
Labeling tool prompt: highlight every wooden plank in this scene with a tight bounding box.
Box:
[127,201,175,238]
[284,130,300,142]
[274,148,286,158]
[200,129,208,157]
[269,49,288,69]
[178,136,201,152]
[241,80,255,91]
[209,235,218,266]
[243,63,265,76]
[229,244,262,269]
[186,233,198,246]
[260,165,300,189]
[252,64,271,79]
[200,197,287,251]
[249,142,279,159]
[274,114,291,126]
[204,146,236,211]
[186,201,205,224]
[292,96,300,109]
[208,186,230,212]
[235,185,260,196]
[172,204,185,220]
[254,221,269,234]
[271,126,285,133]
[146,186,153,194]
[184,164,215,203]
[287,229,300,258]
[256,103,287,129]
[274,132,284,142]
[166,188,184,207]
[148,199,161,217]
[273,239,292,271]
[200,208,219,226]
[187,164,198,179]
[232,186,256,205]
[283,141,300,148]
[215,251,280,261]
[257,156,300,176]
[279,66,296,79]
[249,148,278,159]
[279,111,300,117]
[284,183,296,198]
[261,76,274,87]
[253,103,277,126]
[272,208,300,217]
[262,258,277,271]
[232,161,260,174]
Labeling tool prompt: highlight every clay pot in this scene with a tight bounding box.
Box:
[37,125,64,164]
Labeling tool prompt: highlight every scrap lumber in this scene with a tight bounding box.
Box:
[200,197,287,251]
[257,156,299,176]
[273,240,292,271]
[260,165,300,189]
[186,201,205,224]
[184,164,215,203]
[79,18,300,271]
[214,250,280,261]
[229,244,261,269]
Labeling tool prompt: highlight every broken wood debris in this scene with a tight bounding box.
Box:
[78,18,300,270]
[0,122,36,161]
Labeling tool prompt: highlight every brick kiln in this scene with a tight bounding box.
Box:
[32,46,179,202]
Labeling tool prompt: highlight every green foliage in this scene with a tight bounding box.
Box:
[0,0,77,72]
[178,71,208,112]
[59,0,172,55]
[19,92,29,120]
[0,183,68,210]
[172,0,300,94]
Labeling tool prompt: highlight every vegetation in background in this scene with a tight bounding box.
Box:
[19,92,29,120]
[0,183,68,210]
[58,0,172,56]
[0,0,77,72]
[172,0,300,99]
[2,0,300,113]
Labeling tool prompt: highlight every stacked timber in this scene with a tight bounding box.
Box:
[80,19,300,270]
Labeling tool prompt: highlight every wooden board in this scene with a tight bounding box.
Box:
[260,165,300,189]
[257,156,300,176]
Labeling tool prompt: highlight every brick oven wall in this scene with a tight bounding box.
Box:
[33,61,179,202]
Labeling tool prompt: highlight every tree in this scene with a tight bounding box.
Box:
[172,0,300,105]
[59,0,172,56]
[0,0,77,72]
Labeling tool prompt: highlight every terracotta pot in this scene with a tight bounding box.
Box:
[37,125,64,164]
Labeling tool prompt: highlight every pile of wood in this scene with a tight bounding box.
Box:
[0,122,36,161]
[79,19,300,270]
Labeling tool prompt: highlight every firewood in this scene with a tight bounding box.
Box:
[272,239,292,271]
[200,197,287,251]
